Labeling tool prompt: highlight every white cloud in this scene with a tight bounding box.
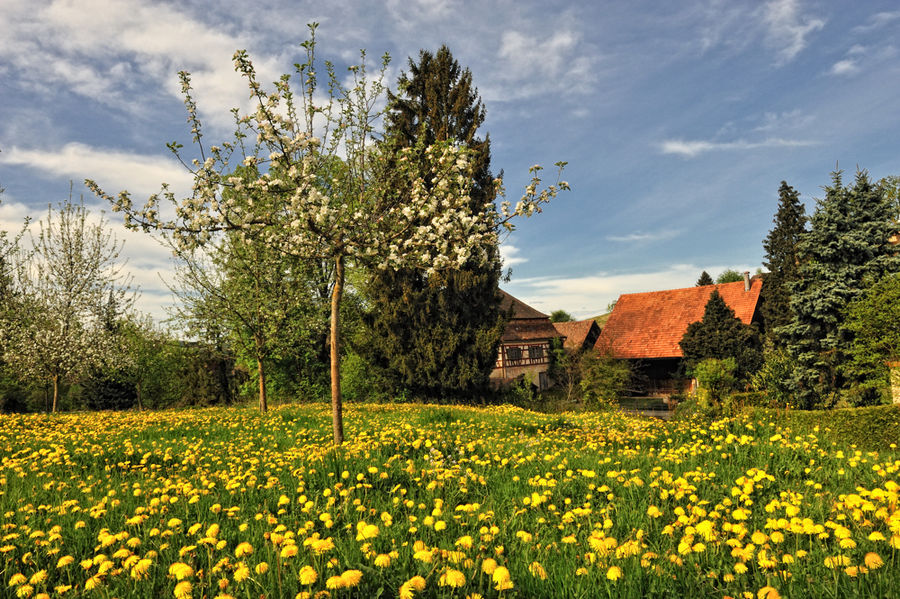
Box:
[606,230,681,243]
[761,0,825,65]
[660,137,815,158]
[852,11,900,33]
[500,241,527,267]
[0,143,194,200]
[505,263,757,319]
[0,0,284,130]
[830,59,859,76]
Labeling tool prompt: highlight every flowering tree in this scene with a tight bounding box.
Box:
[2,197,135,412]
[87,25,568,444]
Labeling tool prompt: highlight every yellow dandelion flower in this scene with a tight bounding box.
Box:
[255,562,269,575]
[757,585,780,599]
[455,535,473,550]
[374,554,391,568]
[174,580,192,599]
[299,565,318,585]
[15,584,33,599]
[131,559,152,580]
[54,586,72,595]
[325,575,344,590]
[84,575,103,591]
[169,562,194,580]
[481,558,497,575]
[413,550,433,563]
[235,543,253,558]
[281,545,299,559]
[56,556,74,569]
[529,561,547,580]
[606,566,622,581]
[439,569,466,588]
[233,563,250,583]
[864,552,883,570]
[9,573,27,586]
[339,570,362,588]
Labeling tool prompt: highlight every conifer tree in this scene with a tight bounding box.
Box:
[696,271,713,286]
[679,290,763,381]
[361,46,505,399]
[784,170,900,406]
[761,181,807,345]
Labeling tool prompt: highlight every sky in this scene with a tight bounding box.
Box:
[1,0,899,322]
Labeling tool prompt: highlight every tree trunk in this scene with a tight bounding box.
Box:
[136,381,143,411]
[330,254,345,446]
[52,374,59,413]
[257,353,268,413]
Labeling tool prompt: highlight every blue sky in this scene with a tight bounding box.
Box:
[1,0,899,321]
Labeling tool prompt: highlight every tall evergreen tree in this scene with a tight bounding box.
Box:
[784,169,900,407]
[761,181,807,345]
[679,290,763,381]
[361,46,505,398]
[696,271,713,286]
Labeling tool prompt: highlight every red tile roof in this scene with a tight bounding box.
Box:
[595,278,763,359]
[499,290,560,342]
[552,319,601,351]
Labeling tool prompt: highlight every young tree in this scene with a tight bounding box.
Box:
[715,269,744,284]
[549,310,573,323]
[844,273,900,401]
[88,26,568,444]
[695,271,713,286]
[679,290,763,382]
[3,197,134,411]
[761,181,806,345]
[783,170,899,406]
[361,46,506,399]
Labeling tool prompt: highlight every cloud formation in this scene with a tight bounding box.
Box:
[659,137,815,158]
[761,0,825,65]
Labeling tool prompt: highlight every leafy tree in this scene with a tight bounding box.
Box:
[549,310,573,323]
[693,357,738,407]
[844,273,900,402]
[88,26,568,444]
[761,181,807,345]
[715,269,744,284]
[783,170,900,407]
[579,351,631,407]
[679,290,763,381]
[696,271,713,286]
[2,197,134,411]
[361,46,506,400]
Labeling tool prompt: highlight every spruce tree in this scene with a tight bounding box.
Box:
[361,46,505,399]
[760,181,807,345]
[784,169,900,407]
[679,290,763,381]
[696,271,713,286]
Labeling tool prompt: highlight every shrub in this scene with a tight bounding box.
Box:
[692,357,737,408]
[750,348,799,408]
[579,353,631,408]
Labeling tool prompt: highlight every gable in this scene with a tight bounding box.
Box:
[596,278,762,359]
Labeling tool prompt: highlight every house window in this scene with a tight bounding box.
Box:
[529,345,544,361]
[506,346,522,361]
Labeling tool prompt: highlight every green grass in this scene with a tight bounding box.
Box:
[0,403,898,598]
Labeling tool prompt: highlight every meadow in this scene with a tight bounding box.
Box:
[1,403,898,599]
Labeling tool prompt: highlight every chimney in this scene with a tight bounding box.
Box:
[743,271,751,291]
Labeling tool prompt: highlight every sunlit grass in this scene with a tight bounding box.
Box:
[1,404,898,598]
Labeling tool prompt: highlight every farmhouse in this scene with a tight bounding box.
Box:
[490,291,560,390]
[595,273,763,396]
[552,319,601,352]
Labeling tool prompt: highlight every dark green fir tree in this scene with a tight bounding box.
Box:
[696,271,714,286]
[760,181,807,345]
[679,290,763,381]
[783,169,900,407]
[361,46,505,399]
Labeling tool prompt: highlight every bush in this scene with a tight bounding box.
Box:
[692,357,737,408]
[580,353,631,408]
[746,404,900,451]
[751,348,798,408]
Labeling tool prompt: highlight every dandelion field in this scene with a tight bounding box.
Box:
[2,404,899,599]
